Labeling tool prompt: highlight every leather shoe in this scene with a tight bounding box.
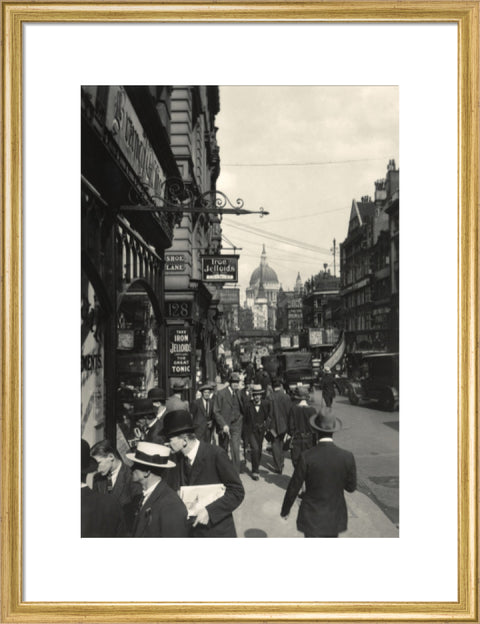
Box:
[252,473,260,481]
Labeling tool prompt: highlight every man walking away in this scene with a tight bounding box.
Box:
[280,410,357,537]
[287,386,316,469]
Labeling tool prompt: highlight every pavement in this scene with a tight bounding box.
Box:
[233,448,399,538]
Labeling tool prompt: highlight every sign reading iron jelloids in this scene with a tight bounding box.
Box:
[202,255,239,282]
[168,327,192,376]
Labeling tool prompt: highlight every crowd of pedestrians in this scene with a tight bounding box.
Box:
[81,363,356,538]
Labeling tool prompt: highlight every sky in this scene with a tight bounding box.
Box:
[215,86,399,299]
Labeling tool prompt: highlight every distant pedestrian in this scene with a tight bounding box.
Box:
[243,384,271,480]
[280,410,357,538]
[213,371,243,473]
[163,410,245,537]
[191,382,215,443]
[268,377,293,474]
[165,379,189,413]
[127,441,189,538]
[135,395,166,444]
[288,386,316,468]
[90,439,142,533]
[81,439,126,538]
[320,366,336,408]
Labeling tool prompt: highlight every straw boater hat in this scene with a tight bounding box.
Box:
[309,410,343,434]
[126,441,175,469]
[251,384,264,395]
[162,410,195,439]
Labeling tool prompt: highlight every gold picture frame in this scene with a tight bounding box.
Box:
[1,2,478,622]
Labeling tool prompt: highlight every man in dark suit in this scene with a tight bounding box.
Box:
[163,409,245,537]
[90,439,142,533]
[269,377,293,474]
[280,410,357,537]
[126,441,189,538]
[320,365,336,407]
[191,382,215,443]
[213,372,243,472]
[242,384,271,481]
[143,390,167,443]
[287,385,317,469]
[81,439,127,538]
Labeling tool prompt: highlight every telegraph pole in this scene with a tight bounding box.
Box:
[330,238,337,277]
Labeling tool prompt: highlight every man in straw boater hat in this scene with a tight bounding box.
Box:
[126,441,189,537]
[162,409,245,537]
[280,409,357,538]
[190,381,215,443]
[242,384,271,481]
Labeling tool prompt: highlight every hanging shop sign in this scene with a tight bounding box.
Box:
[168,327,192,376]
[165,253,186,272]
[219,288,240,305]
[202,255,238,282]
[309,328,324,347]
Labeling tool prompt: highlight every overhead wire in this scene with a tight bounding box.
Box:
[222,156,392,167]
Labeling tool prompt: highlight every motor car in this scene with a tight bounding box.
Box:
[346,352,399,411]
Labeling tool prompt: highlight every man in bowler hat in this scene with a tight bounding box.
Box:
[165,379,189,413]
[163,409,245,537]
[269,377,293,474]
[280,411,357,537]
[126,441,189,538]
[213,371,243,472]
[191,382,215,443]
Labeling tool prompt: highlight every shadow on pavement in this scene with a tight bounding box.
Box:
[244,528,268,537]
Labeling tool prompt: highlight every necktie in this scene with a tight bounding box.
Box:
[184,455,192,483]
[205,399,210,415]
[107,475,113,493]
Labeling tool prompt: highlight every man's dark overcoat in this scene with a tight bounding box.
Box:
[191,397,214,442]
[171,441,245,537]
[281,442,357,537]
[132,479,189,537]
[93,461,142,531]
[81,487,127,537]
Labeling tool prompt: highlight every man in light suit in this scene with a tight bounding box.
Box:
[213,372,243,472]
[126,441,189,538]
[191,382,215,443]
[91,439,142,533]
[280,410,357,537]
[163,410,245,538]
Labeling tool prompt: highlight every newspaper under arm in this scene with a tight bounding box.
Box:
[179,483,226,517]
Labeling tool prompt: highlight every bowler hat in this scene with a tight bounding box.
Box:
[229,372,241,383]
[126,441,175,469]
[134,398,156,418]
[162,410,195,438]
[251,384,264,395]
[293,385,309,400]
[199,382,214,392]
[81,439,98,474]
[171,379,186,392]
[147,387,166,402]
[309,410,343,433]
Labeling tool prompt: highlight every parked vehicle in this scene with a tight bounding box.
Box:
[346,353,399,411]
[277,351,314,390]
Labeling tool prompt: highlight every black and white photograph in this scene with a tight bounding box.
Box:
[81,85,399,539]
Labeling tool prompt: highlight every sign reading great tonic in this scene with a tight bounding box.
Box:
[202,255,239,282]
[168,327,192,376]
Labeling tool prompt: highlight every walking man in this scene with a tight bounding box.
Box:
[288,385,316,469]
[269,377,293,474]
[242,384,271,480]
[191,382,215,443]
[280,410,357,537]
[213,372,243,472]
[320,366,336,408]
[163,410,245,537]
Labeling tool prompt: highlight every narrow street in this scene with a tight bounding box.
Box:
[233,396,399,538]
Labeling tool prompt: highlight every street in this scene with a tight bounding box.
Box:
[233,396,399,538]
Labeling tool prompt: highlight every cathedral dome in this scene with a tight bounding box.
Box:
[248,244,279,286]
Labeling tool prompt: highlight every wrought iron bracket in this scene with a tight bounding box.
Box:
[120,178,268,217]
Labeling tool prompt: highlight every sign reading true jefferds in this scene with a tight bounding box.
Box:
[202,255,239,282]
[168,327,192,376]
